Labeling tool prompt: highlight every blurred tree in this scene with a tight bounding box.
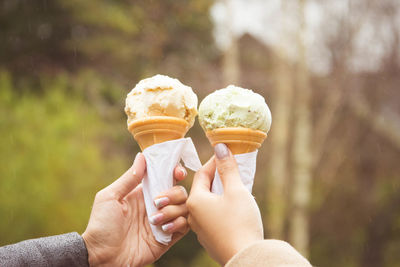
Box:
[289,0,313,257]
[0,0,76,74]
[0,0,216,82]
[308,1,400,266]
[0,71,127,244]
[266,0,293,241]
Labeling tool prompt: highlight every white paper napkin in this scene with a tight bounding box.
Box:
[211,150,258,194]
[141,138,202,245]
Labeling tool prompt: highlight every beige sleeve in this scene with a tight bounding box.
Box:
[225,240,312,267]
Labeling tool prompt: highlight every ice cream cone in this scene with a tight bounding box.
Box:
[206,127,267,154]
[128,116,189,150]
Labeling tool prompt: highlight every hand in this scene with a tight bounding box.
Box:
[82,153,189,267]
[187,143,264,265]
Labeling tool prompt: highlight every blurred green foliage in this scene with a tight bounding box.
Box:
[0,71,127,243]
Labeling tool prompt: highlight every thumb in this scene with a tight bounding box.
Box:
[107,152,146,200]
[214,143,242,192]
[190,156,216,196]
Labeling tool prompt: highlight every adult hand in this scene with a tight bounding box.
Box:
[187,143,264,265]
[82,153,189,267]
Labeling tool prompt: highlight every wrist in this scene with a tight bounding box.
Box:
[82,232,102,267]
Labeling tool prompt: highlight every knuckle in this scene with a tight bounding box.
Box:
[94,190,105,200]
[107,191,118,200]
[176,216,187,226]
[96,189,117,201]
[161,205,174,215]
[217,163,230,176]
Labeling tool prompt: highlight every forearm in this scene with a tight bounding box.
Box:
[0,232,89,267]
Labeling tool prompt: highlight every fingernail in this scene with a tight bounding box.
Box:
[149,213,164,225]
[161,222,174,232]
[215,143,229,159]
[154,197,169,209]
[180,167,187,177]
[178,185,188,198]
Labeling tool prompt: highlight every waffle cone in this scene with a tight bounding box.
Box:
[128,116,189,150]
[206,127,267,154]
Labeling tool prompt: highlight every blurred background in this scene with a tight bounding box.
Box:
[1,0,400,266]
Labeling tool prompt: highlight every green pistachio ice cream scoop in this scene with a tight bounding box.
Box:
[198,85,272,133]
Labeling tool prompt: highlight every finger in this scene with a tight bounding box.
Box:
[149,204,188,226]
[214,143,242,192]
[154,185,188,209]
[160,216,188,234]
[172,216,190,234]
[190,156,216,195]
[173,163,187,183]
[106,153,146,200]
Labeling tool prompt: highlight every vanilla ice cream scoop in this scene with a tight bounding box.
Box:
[125,74,198,127]
[199,85,271,132]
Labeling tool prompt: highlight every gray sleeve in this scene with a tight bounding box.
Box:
[0,232,89,267]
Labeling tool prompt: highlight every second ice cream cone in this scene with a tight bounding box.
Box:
[128,116,189,150]
[206,127,267,154]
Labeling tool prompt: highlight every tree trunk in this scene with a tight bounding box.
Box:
[267,52,292,239]
[266,0,294,239]
[289,0,312,257]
